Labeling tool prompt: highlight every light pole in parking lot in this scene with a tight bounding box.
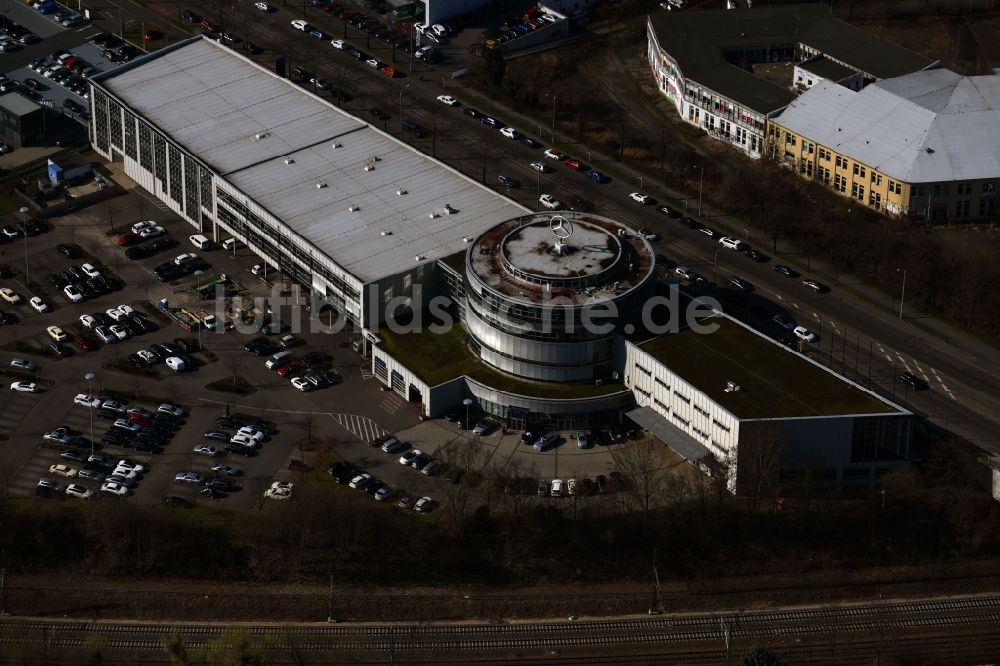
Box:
[463,398,472,445]
[398,83,411,135]
[689,165,704,217]
[18,207,29,286]
[85,372,96,455]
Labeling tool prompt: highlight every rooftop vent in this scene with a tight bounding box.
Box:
[364,165,375,172]
[414,255,425,261]
[381,230,392,236]
[253,131,270,141]
[443,204,456,215]
[284,158,294,165]
[348,205,359,212]
[926,147,935,154]
[396,188,407,195]
[724,381,742,393]
[429,211,440,219]
[331,142,341,149]
[462,236,472,243]
[316,182,327,189]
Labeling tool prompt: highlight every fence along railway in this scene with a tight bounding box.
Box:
[2,593,1000,661]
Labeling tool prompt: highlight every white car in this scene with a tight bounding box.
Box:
[48,464,77,478]
[436,95,459,107]
[131,220,157,234]
[10,381,40,393]
[431,23,448,36]
[538,194,561,210]
[550,478,563,497]
[529,161,551,173]
[349,473,372,489]
[291,377,313,392]
[47,326,68,341]
[73,393,101,408]
[10,358,34,371]
[100,480,129,496]
[230,433,257,447]
[399,449,422,466]
[81,263,101,278]
[173,253,197,266]
[117,304,136,317]
[264,485,292,500]
[165,356,187,372]
[189,233,209,248]
[158,403,184,417]
[414,496,434,513]
[137,349,158,365]
[112,466,141,481]
[674,266,696,281]
[29,296,48,313]
[290,19,311,31]
[109,324,129,341]
[105,307,123,322]
[116,460,146,475]
[79,314,97,329]
[237,426,266,442]
[139,225,166,239]
[63,285,83,302]
[543,148,565,160]
[629,192,653,205]
[793,326,817,343]
[65,483,93,499]
[0,287,21,304]
[254,1,273,10]
[330,39,347,49]
[365,58,381,69]
[499,126,520,139]
[194,443,219,457]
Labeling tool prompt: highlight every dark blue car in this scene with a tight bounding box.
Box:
[588,170,608,183]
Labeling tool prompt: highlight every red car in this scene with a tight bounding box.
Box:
[277,360,302,377]
[564,158,585,171]
[128,413,153,427]
[117,233,142,247]
[73,334,97,351]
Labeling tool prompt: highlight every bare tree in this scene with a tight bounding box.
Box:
[608,436,686,530]
[222,354,246,392]
[737,422,787,512]
[434,439,488,535]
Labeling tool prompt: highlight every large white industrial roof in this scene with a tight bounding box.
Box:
[773,69,1000,184]
[95,37,527,283]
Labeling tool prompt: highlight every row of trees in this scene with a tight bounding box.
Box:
[2,439,997,590]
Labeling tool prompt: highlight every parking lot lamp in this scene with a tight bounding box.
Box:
[463,398,472,444]
[18,207,29,285]
[85,372,96,455]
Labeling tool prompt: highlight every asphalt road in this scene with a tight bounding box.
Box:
[25,0,1000,454]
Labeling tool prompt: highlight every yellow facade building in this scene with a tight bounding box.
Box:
[769,69,1000,222]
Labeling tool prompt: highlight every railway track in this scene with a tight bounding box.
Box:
[2,594,1000,656]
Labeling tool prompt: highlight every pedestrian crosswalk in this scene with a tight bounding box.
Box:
[328,413,387,445]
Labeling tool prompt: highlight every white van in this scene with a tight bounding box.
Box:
[719,236,746,251]
[222,237,244,251]
[265,351,293,369]
[189,234,212,250]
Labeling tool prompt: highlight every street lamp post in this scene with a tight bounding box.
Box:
[695,166,704,217]
[85,372,96,456]
[18,207,29,285]
[398,83,411,135]
[551,95,557,142]
[462,398,472,444]
[897,267,907,319]
[712,246,721,284]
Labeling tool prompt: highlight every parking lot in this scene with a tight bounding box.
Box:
[0,183,664,512]
[1,0,144,138]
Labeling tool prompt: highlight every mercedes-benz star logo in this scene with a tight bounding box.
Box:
[550,215,573,240]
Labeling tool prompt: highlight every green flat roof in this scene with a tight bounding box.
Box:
[375,321,626,399]
[638,316,898,419]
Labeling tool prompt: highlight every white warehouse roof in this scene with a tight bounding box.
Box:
[94,37,527,283]
[773,69,1000,184]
